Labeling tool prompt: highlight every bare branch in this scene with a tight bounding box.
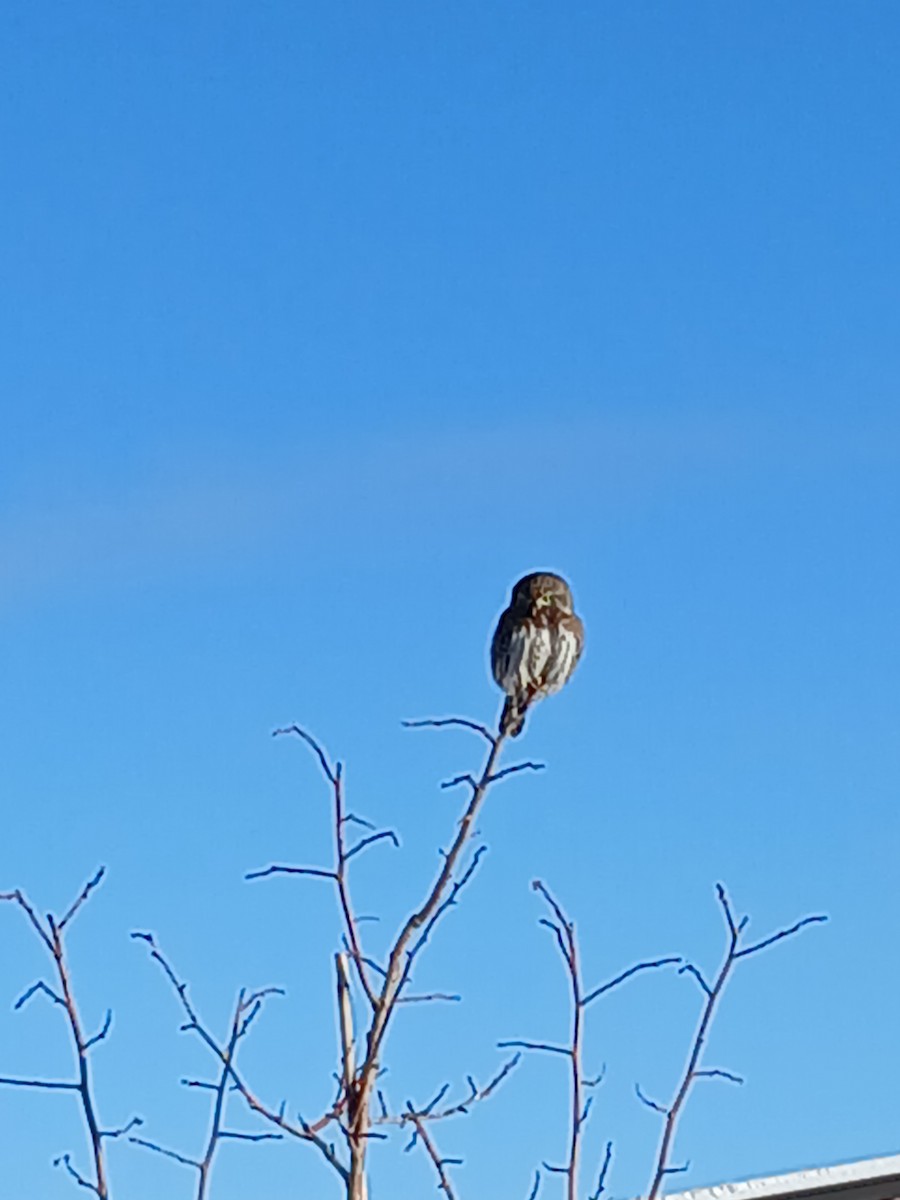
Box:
[696,1069,744,1085]
[440,773,479,792]
[339,718,515,1189]
[345,829,401,862]
[343,812,376,830]
[245,865,336,882]
[243,986,286,1010]
[218,1130,282,1142]
[677,962,712,997]
[396,992,461,1004]
[375,1054,520,1127]
[582,957,681,1007]
[53,1153,99,1195]
[635,1083,668,1115]
[58,868,106,932]
[407,845,488,963]
[645,886,826,1200]
[336,953,356,1129]
[497,1040,571,1057]
[715,882,737,938]
[133,933,349,1185]
[82,1010,113,1052]
[0,1075,79,1090]
[518,882,588,1200]
[589,1142,613,1200]
[405,1114,460,1199]
[129,1137,202,1170]
[422,1083,451,1115]
[539,918,573,969]
[663,1161,691,1177]
[99,1117,143,1140]
[272,725,337,784]
[734,914,828,959]
[486,761,545,785]
[355,954,387,979]
[255,731,387,1011]
[530,880,572,941]
[14,980,66,1010]
[3,872,113,1198]
[402,716,497,747]
[0,888,53,951]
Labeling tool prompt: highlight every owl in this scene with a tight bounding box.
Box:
[490,572,584,738]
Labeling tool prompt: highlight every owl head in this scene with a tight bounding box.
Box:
[510,572,575,614]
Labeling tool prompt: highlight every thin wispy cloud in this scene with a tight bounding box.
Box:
[1,410,895,608]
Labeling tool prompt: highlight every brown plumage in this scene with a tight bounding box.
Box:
[490,572,584,737]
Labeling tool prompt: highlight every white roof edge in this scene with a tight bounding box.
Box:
[667,1155,900,1200]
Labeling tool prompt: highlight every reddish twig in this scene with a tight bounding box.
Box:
[643,885,827,1200]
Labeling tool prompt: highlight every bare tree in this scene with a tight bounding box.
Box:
[504,880,825,1200]
[1,713,826,1200]
[640,885,827,1200]
[242,719,539,1197]
[499,880,679,1200]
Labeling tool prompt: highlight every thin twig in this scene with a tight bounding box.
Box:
[497,1040,570,1057]
[375,1054,520,1127]
[244,865,336,882]
[582,958,681,1007]
[589,1142,613,1200]
[0,1075,79,1090]
[402,716,497,747]
[486,762,545,785]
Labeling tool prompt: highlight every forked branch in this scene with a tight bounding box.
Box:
[248,727,401,1011]
[642,885,827,1200]
[252,715,535,1197]
[505,882,676,1200]
[1,868,137,1199]
[131,932,347,1185]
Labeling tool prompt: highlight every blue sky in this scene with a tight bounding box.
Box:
[2,3,899,1198]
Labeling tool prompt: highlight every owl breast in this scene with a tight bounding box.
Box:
[539,622,581,696]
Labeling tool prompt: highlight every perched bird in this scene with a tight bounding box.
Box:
[490,572,584,738]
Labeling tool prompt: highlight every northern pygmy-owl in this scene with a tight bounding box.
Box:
[490,572,584,737]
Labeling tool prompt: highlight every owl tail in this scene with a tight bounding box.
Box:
[500,696,527,738]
